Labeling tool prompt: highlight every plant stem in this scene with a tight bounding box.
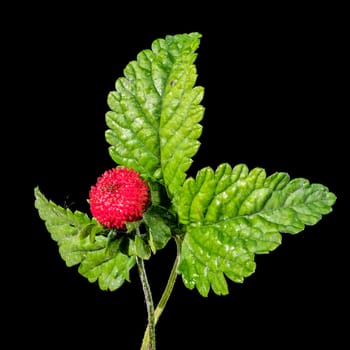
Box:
[141,235,182,350]
[137,255,156,350]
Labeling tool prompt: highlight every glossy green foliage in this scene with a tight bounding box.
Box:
[105,32,204,197]
[173,163,336,296]
[34,32,337,297]
[34,186,173,290]
[143,206,172,254]
[34,187,136,291]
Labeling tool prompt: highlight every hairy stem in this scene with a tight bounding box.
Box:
[137,255,156,350]
[141,235,182,349]
[136,224,156,350]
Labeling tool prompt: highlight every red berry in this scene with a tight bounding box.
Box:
[89,167,149,229]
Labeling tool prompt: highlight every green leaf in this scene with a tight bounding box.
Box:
[127,234,152,260]
[143,206,172,254]
[174,163,337,297]
[105,32,204,197]
[159,34,205,197]
[78,221,105,243]
[34,187,136,291]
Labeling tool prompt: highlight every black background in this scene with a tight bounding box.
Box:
[6,4,347,349]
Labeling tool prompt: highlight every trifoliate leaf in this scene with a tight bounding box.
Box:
[105,32,204,197]
[34,187,136,291]
[173,163,337,296]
